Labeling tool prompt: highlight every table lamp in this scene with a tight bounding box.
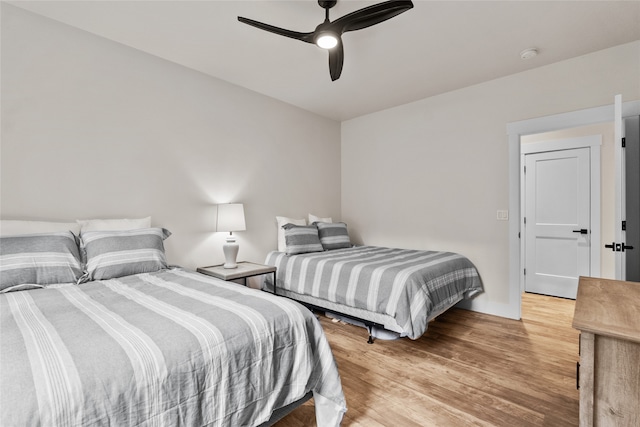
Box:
[216,203,246,269]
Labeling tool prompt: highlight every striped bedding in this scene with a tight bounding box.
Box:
[0,268,346,427]
[264,246,483,340]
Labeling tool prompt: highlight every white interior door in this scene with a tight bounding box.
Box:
[614,94,626,279]
[524,147,590,299]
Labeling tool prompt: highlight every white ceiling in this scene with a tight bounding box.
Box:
[9,1,640,121]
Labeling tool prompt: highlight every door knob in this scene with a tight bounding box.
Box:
[605,242,634,252]
[572,229,588,234]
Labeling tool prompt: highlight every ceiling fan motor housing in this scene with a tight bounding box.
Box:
[318,1,338,9]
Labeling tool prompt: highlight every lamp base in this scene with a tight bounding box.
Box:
[222,237,239,269]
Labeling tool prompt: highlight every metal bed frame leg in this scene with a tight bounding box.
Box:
[366,325,374,344]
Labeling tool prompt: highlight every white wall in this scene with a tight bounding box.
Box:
[3,3,639,319]
[0,4,342,269]
[342,41,640,318]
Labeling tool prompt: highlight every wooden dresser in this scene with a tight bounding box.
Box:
[572,276,640,427]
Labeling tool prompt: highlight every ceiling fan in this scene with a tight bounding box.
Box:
[238,1,414,81]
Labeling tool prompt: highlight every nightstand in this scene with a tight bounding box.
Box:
[197,261,277,294]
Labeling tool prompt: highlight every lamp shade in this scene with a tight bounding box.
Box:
[216,204,246,233]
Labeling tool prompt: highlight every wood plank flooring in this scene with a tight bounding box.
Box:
[275,293,579,426]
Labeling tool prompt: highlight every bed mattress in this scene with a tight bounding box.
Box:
[265,246,483,340]
[0,268,346,426]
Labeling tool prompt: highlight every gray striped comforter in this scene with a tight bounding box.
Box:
[265,246,483,340]
[0,268,346,426]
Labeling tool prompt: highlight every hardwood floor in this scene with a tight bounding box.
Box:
[276,293,579,426]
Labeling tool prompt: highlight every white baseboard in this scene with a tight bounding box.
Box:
[455,298,520,320]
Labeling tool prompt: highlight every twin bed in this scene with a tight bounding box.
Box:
[0,222,346,426]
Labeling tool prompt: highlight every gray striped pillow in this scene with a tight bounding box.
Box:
[315,222,351,250]
[81,228,171,281]
[283,224,324,255]
[0,231,83,292]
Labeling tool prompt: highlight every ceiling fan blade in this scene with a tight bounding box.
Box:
[237,17,315,44]
[328,40,344,81]
[331,0,413,33]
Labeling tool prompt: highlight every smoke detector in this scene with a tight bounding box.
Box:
[520,48,538,60]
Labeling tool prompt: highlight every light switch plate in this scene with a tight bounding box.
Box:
[497,210,509,220]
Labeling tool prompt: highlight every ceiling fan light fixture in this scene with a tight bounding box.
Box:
[316,33,338,49]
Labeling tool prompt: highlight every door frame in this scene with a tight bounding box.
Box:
[506,100,640,320]
[520,137,602,296]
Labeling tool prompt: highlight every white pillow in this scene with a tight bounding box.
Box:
[77,216,151,232]
[308,214,332,224]
[0,219,80,236]
[276,216,306,252]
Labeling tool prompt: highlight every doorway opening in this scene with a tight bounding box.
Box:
[507,100,640,320]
